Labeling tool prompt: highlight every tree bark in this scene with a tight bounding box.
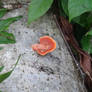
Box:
[0,1,87,92]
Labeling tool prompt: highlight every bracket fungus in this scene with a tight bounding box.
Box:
[32,36,56,55]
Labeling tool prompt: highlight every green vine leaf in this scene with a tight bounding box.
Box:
[28,0,53,24]
[68,0,92,21]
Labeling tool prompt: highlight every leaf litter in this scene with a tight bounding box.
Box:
[57,16,92,90]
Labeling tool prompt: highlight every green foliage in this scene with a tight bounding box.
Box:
[81,29,92,54]
[0,8,7,18]
[72,13,92,29]
[59,1,85,28]
[0,31,16,44]
[27,0,92,54]
[59,0,92,28]
[59,0,92,54]
[68,0,92,21]
[86,29,92,36]
[0,66,4,72]
[0,16,22,32]
[81,35,92,54]
[0,71,12,83]
[0,9,22,45]
[0,9,22,91]
[0,47,3,50]
[73,14,88,28]
[0,8,22,45]
[28,0,53,24]
[0,55,21,83]
[86,13,92,28]
[60,0,68,16]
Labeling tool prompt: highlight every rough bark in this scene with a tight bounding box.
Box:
[0,1,87,92]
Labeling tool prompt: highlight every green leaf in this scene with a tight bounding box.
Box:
[86,29,92,36]
[58,0,67,17]
[68,0,92,21]
[81,35,92,54]
[0,47,3,50]
[0,16,22,32]
[86,13,92,28]
[0,31,16,44]
[71,12,92,29]
[60,0,68,16]
[72,13,88,27]
[0,55,21,83]
[0,8,7,18]
[0,71,12,83]
[73,23,88,44]
[0,66,4,72]
[28,0,53,24]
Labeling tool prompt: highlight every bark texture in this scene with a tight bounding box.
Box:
[0,1,87,92]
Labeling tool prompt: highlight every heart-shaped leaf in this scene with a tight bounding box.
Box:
[68,0,92,21]
[28,0,53,24]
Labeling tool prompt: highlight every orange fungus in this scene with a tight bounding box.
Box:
[32,36,56,55]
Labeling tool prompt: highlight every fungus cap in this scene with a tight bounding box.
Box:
[32,36,56,55]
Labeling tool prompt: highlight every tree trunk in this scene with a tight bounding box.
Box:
[0,1,87,92]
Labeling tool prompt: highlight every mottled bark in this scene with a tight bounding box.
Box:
[0,1,87,92]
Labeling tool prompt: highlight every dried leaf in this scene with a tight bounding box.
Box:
[80,54,92,80]
[59,16,92,87]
